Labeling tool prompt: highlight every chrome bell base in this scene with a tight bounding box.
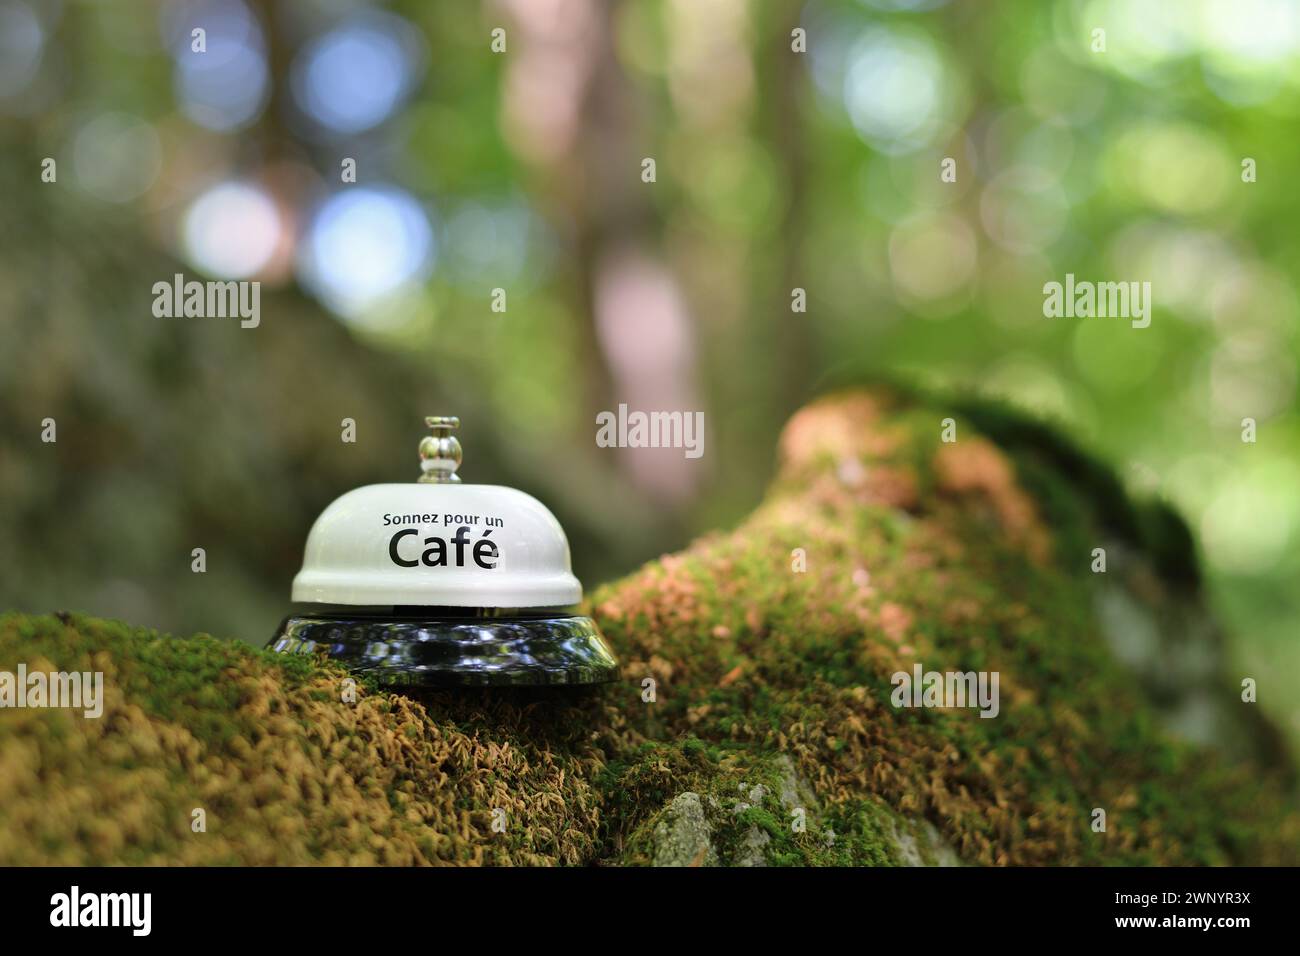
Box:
[266,608,620,688]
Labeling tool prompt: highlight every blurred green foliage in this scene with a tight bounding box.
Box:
[0,1,1296,743]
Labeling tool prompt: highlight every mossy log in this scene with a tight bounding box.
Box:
[1,388,1296,865]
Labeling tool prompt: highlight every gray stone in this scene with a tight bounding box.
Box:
[888,819,960,867]
[735,825,771,867]
[651,792,718,867]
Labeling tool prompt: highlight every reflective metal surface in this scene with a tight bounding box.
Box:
[418,415,462,483]
[267,611,619,687]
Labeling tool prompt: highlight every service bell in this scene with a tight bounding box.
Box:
[266,417,620,687]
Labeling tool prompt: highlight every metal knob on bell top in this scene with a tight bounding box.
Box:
[418,416,462,484]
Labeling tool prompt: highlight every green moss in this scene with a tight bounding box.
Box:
[1,387,1296,865]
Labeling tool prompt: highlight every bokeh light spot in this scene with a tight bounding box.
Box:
[843,27,949,154]
[73,113,162,203]
[292,12,424,135]
[182,181,282,279]
[0,0,43,100]
[979,167,1069,253]
[1201,460,1300,574]
[888,214,977,312]
[298,186,435,320]
[163,0,268,131]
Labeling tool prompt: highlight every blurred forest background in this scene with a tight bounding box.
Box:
[0,1,1297,743]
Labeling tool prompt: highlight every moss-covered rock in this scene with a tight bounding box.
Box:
[1,387,1296,865]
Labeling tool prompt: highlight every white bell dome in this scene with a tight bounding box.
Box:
[290,417,582,608]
